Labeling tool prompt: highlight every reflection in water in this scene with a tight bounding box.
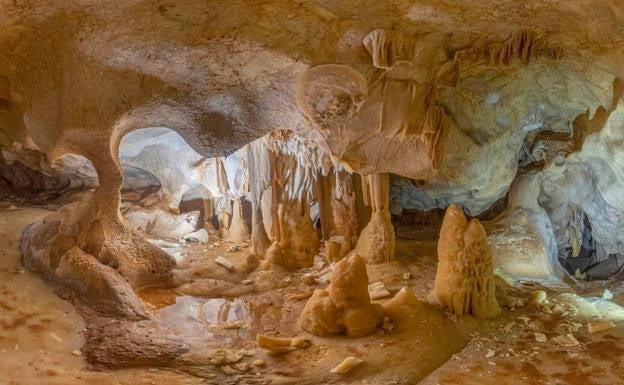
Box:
[155,296,253,342]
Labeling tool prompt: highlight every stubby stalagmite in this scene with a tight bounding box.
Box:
[299,253,383,337]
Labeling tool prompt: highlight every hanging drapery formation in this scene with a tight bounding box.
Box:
[215,156,230,194]
[214,157,232,238]
[246,142,272,257]
[354,172,395,264]
[262,131,322,270]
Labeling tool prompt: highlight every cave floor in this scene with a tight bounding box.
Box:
[1,207,624,384]
[0,207,204,385]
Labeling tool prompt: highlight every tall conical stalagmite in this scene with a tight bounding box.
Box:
[433,204,500,319]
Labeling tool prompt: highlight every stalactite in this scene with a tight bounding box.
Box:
[354,173,395,264]
[363,29,418,70]
[215,156,230,195]
[248,130,326,270]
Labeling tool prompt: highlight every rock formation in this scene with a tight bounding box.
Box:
[433,205,501,319]
[355,173,396,264]
[260,131,324,270]
[2,1,624,383]
[318,168,359,262]
[300,253,383,337]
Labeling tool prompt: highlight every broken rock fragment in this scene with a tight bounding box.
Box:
[256,334,311,355]
[331,356,363,374]
[587,321,615,334]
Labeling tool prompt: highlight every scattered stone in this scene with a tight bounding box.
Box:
[148,238,180,249]
[227,245,239,252]
[221,365,236,374]
[209,349,245,366]
[288,291,314,301]
[530,290,547,304]
[183,228,209,243]
[402,272,411,280]
[313,255,326,271]
[382,317,394,332]
[316,265,333,284]
[368,281,391,300]
[566,322,583,333]
[252,359,266,367]
[256,334,311,354]
[534,332,547,342]
[222,320,246,329]
[241,349,256,356]
[486,349,496,358]
[215,256,234,270]
[553,334,579,347]
[330,356,363,374]
[503,322,516,333]
[302,273,317,285]
[587,321,616,334]
[71,350,82,356]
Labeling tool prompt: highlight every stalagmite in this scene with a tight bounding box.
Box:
[299,254,383,337]
[433,204,501,319]
[223,198,250,242]
[354,173,395,264]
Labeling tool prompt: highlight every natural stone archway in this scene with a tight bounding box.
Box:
[20,124,177,318]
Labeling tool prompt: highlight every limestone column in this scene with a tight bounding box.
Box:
[354,173,395,264]
[318,168,359,262]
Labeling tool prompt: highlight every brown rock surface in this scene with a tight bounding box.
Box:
[433,204,501,319]
[300,254,383,337]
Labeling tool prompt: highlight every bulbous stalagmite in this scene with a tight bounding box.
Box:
[299,254,383,337]
[354,173,395,264]
[433,204,501,319]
